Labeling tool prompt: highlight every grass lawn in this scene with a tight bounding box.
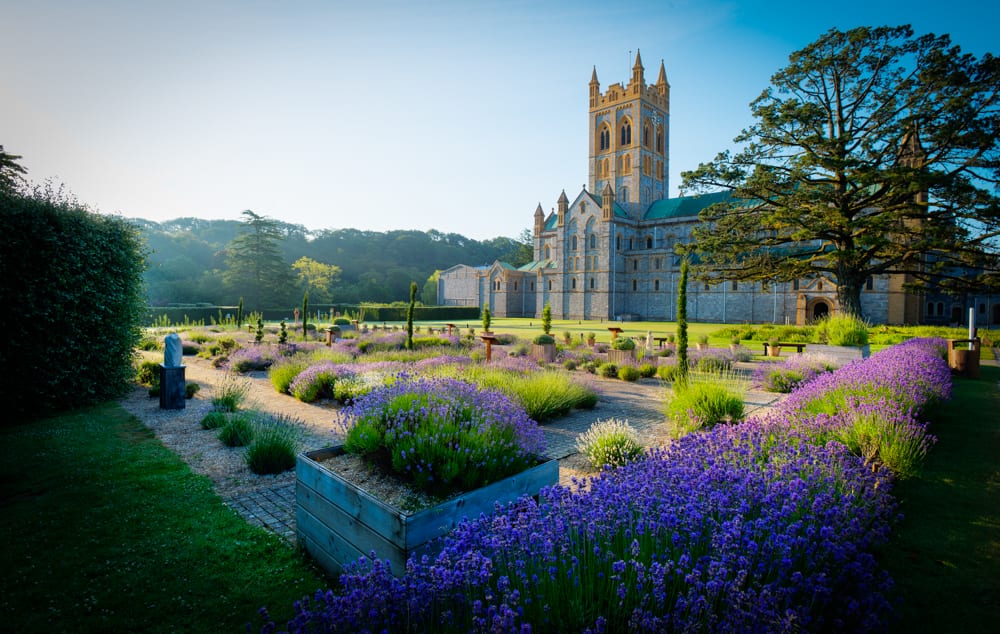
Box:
[883,365,1000,632]
[0,403,329,633]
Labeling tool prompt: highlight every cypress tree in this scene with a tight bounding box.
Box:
[406,281,417,350]
[676,256,689,387]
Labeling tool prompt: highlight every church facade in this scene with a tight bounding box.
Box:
[438,52,988,326]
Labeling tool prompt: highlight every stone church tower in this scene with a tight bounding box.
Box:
[588,50,670,218]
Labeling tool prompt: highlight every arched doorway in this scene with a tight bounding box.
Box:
[811,300,830,322]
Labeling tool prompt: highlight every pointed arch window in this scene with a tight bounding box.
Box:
[619,187,628,202]
[656,125,664,154]
[624,155,631,174]
[598,125,611,152]
[589,234,596,249]
[646,237,653,249]
[620,120,632,146]
[654,279,660,291]
[571,235,577,250]
[590,277,595,289]
[544,245,551,260]
[643,122,651,148]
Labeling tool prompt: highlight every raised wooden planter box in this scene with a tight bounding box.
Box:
[805,343,870,365]
[607,349,636,366]
[296,446,558,578]
[531,343,557,363]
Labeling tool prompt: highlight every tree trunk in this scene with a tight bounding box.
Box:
[836,277,864,319]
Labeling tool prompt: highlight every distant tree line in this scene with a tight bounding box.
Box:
[136,213,532,309]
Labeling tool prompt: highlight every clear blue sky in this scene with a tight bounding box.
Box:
[2,0,997,240]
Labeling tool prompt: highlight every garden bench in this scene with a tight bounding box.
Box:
[762,341,806,355]
[654,337,669,348]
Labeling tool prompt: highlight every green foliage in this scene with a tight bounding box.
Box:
[211,373,251,412]
[638,363,657,378]
[575,418,645,469]
[532,334,555,345]
[269,359,308,394]
[684,25,1000,317]
[0,183,147,419]
[617,365,641,381]
[562,358,578,371]
[814,313,870,346]
[482,305,492,332]
[597,362,619,378]
[244,414,302,475]
[696,354,732,373]
[406,281,417,350]
[200,409,229,430]
[254,317,264,344]
[833,412,931,479]
[218,414,255,447]
[185,382,200,398]
[657,363,679,382]
[676,257,690,386]
[665,370,748,437]
[135,360,159,387]
[0,144,28,193]
[542,302,552,335]
[223,210,295,308]
[611,336,636,351]
[278,320,288,344]
[236,296,244,329]
[761,368,805,393]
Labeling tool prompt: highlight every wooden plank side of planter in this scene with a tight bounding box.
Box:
[297,502,409,577]
[404,457,558,549]
[297,448,406,544]
[296,479,401,562]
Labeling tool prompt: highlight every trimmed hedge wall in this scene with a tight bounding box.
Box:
[0,187,147,420]
[147,304,480,325]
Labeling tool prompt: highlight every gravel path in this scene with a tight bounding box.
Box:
[122,353,783,542]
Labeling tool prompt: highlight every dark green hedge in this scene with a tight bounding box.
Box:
[0,188,147,420]
[146,304,480,325]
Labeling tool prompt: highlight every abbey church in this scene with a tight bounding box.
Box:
[437,52,981,326]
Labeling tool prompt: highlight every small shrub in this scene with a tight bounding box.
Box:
[638,363,657,378]
[657,347,674,357]
[245,414,302,475]
[138,337,161,351]
[200,410,229,430]
[597,362,618,378]
[334,317,351,326]
[216,336,238,352]
[269,359,309,394]
[563,358,578,371]
[181,342,200,355]
[509,342,531,357]
[697,335,709,345]
[342,377,545,495]
[188,332,212,344]
[814,314,870,346]
[136,360,159,387]
[582,360,599,374]
[218,414,255,447]
[665,370,748,437]
[656,363,679,382]
[618,365,641,382]
[611,337,635,351]
[575,418,644,469]
[289,362,340,403]
[185,382,200,398]
[696,354,732,373]
[761,368,804,393]
[532,334,555,345]
[212,373,251,412]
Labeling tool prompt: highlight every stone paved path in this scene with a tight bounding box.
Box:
[222,363,784,543]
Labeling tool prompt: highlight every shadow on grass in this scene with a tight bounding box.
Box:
[883,365,1000,632]
[0,403,329,633]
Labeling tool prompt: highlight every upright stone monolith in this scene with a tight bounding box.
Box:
[160,333,186,410]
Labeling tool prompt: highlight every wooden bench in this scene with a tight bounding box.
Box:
[654,337,670,348]
[762,341,806,355]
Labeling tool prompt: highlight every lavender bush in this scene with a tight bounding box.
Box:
[341,377,546,495]
[259,338,952,632]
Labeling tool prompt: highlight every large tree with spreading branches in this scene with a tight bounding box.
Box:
[682,25,1000,318]
[223,209,295,309]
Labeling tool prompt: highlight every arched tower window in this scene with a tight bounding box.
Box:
[589,234,596,249]
[571,235,577,250]
[544,245,551,260]
[624,155,631,173]
[646,236,653,249]
[643,121,651,148]
[598,124,611,152]
[619,186,628,202]
[656,125,664,154]
[620,119,632,146]
[602,158,609,177]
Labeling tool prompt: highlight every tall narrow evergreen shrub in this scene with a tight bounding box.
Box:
[236,296,244,329]
[301,292,309,339]
[676,256,689,386]
[542,302,552,335]
[406,281,417,350]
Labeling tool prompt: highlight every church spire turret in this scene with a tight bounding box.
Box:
[630,49,645,93]
[589,66,600,107]
[533,203,545,236]
[557,190,568,227]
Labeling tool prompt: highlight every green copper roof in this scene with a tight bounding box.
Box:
[518,260,553,271]
[644,190,733,220]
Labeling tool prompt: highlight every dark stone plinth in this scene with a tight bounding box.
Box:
[159,365,186,410]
